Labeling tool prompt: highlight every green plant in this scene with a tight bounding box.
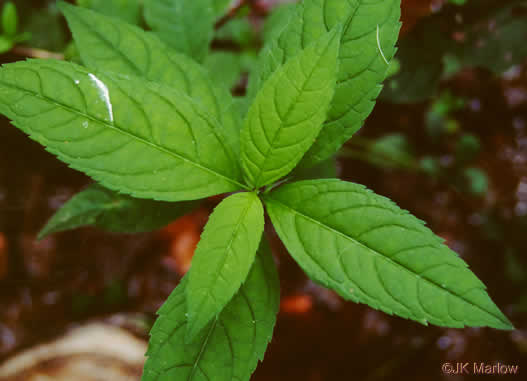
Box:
[0,1,513,380]
[0,1,30,53]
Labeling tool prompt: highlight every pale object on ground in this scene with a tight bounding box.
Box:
[0,323,146,381]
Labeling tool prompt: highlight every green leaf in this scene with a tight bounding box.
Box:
[22,1,68,51]
[144,0,215,62]
[38,184,199,239]
[204,52,243,90]
[186,192,264,341]
[0,59,245,202]
[265,179,513,330]
[250,0,402,167]
[369,133,416,169]
[419,157,441,176]
[455,133,481,163]
[385,58,401,78]
[143,240,280,381]
[0,36,13,54]
[462,168,489,197]
[59,2,241,157]
[1,1,18,37]
[76,0,140,25]
[213,0,232,17]
[241,27,341,189]
[262,3,296,44]
[216,18,255,47]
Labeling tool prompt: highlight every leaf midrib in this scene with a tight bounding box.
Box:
[190,194,258,324]
[70,4,227,128]
[187,319,218,381]
[0,79,249,191]
[250,36,335,188]
[266,197,510,326]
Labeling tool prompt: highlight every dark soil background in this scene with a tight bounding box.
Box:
[1,0,526,380]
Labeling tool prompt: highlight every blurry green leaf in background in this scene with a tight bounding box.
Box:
[383,0,527,103]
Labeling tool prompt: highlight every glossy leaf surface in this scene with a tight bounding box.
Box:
[186,192,265,341]
[241,27,340,189]
[265,179,513,330]
[250,0,401,167]
[60,2,241,156]
[0,60,244,202]
[143,242,280,381]
[144,0,215,62]
[76,0,140,24]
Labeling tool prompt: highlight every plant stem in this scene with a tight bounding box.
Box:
[215,0,247,30]
[11,46,64,60]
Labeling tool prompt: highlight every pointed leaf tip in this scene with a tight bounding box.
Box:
[0,59,243,201]
[143,242,279,381]
[185,192,265,342]
[241,25,342,189]
[265,179,513,330]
